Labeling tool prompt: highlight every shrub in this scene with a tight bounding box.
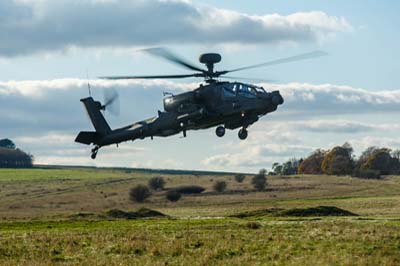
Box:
[172,185,205,194]
[166,190,182,202]
[234,174,245,183]
[252,169,267,191]
[245,221,261,229]
[148,176,166,191]
[129,185,151,203]
[213,181,227,192]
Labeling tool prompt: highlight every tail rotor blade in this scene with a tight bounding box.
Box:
[103,88,120,116]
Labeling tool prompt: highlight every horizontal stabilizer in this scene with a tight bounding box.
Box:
[75,131,99,145]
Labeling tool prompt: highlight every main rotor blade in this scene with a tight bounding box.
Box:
[143,47,207,73]
[226,51,328,73]
[224,76,276,83]
[100,73,202,80]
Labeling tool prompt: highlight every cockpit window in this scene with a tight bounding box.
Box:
[255,87,266,93]
[223,83,236,97]
[238,84,257,98]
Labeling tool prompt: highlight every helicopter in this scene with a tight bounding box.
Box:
[75,48,326,159]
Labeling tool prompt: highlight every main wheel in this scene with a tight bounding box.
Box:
[238,128,248,140]
[216,126,226,137]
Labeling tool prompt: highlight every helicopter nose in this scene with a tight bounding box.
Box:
[271,91,284,105]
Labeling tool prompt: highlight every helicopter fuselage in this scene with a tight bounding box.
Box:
[75,81,283,159]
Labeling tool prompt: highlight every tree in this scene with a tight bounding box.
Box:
[129,185,151,203]
[361,148,399,175]
[321,144,354,175]
[357,146,379,167]
[234,174,245,183]
[272,163,282,175]
[0,139,16,149]
[0,148,33,168]
[148,176,165,191]
[298,149,326,174]
[213,181,227,192]
[392,150,400,161]
[281,158,301,175]
[166,190,182,202]
[252,169,267,191]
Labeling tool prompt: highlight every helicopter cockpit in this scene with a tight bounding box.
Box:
[222,82,266,98]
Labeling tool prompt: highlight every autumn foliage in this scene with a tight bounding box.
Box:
[298,149,326,174]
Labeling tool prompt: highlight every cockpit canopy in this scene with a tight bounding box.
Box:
[222,82,266,98]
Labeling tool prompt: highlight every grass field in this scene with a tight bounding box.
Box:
[1,167,400,265]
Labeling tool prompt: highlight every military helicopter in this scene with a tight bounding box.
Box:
[75,48,326,159]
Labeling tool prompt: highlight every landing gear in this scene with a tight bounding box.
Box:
[238,128,248,140]
[91,146,99,159]
[216,126,225,137]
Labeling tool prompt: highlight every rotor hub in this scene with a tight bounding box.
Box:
[199,53,222,78]
[199,53,222,65]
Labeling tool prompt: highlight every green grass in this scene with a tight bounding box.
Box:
[1,218,400,265]
[1,167,400,265]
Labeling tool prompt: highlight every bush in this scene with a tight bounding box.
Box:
[166,190,182,202]
[252,169,267,191]
[245,221,261,229]
[129,185,151,203]
[148,176,166,191]
[234,174,245,183]
[172,185,205,194]
[213,181,227,192]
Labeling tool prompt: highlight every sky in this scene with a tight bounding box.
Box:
[0,0,399,173]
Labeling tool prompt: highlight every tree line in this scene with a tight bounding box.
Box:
[270,143,400,179]
[0,139,33,168]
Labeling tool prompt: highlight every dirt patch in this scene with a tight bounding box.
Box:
[105,208,167,219]
[231,206,357,218]
[277,206,357,217]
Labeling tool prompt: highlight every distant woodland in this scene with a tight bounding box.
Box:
[271,142,400,179]
[0,139,33,168]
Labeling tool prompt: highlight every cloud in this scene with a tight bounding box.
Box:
[0,0,352,57]
[202,143,313,169]
[263,82,400,117]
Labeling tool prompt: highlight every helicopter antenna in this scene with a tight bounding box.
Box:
[86,69,92,97]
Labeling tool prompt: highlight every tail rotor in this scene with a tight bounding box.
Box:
[102,88,120,116]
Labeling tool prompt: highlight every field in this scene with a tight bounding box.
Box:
[1,167,400,265]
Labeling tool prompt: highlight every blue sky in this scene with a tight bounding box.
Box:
[0,0,399,172]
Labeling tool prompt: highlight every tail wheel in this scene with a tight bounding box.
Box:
[91,146,99,159]
[216,126,226,137]
[238,128,248,140]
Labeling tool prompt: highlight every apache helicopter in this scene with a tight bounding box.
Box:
[75,48,326,159]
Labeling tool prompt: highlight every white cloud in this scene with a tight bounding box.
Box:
[0,0,352,57]
[261,82,400,117]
